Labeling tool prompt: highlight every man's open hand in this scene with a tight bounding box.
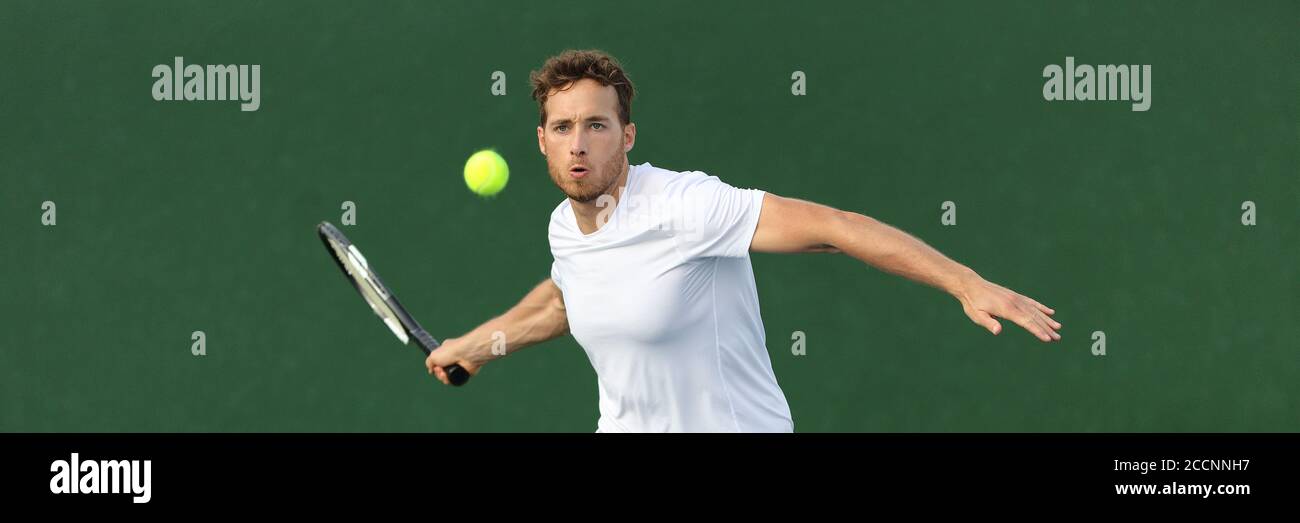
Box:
[955,274,1061,342]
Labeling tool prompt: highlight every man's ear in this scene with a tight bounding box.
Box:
[537,126,547,156]
[623,122,636,153]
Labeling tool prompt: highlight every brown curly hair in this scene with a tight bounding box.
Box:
[530,49,636,127]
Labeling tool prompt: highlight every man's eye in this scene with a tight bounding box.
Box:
[555,125,568,132]
[590,122,604,130]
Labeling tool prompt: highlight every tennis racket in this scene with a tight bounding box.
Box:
[317,221,470,386]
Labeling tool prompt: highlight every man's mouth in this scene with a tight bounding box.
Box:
[569,165,589,179]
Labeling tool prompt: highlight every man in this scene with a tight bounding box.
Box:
[427,50,1061,432]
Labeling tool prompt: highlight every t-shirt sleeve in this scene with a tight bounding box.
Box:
[673,172,766,260]
[550,259,563,291]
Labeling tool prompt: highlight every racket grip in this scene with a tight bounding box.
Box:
[413,329,471,387]
[444,364,471,387]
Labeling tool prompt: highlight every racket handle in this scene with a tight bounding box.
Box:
[413,329,471,387]
[443,364,471,387]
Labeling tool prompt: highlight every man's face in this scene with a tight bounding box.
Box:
[537,78,636,203]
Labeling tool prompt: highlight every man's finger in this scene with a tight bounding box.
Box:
[1041,311,1062,330]
[1009,300,1056,342]
[1028,297,1055,315]
[1012,309,1051,342]
[969,309,1002,335]
[1028,307,1060,336]
[1034,312,1060,341]
[433,366,449,385]
[1039,314,1060,341]
[427,348,454,370]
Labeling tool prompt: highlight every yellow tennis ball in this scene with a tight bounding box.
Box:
[463,149,509,197]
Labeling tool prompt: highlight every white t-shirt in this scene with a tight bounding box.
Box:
[548,162,793,433]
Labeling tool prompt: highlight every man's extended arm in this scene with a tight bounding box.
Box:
[751,193,1061,342]
[425,278,569,384]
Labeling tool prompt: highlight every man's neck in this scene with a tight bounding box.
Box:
[570,163,630,236]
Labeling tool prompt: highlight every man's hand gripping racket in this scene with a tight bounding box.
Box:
[317,221,471,386]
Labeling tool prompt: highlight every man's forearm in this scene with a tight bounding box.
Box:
[458,279,569,359]
[828,211,978,296]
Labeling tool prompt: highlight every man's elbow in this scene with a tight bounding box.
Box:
[821,209,875,252]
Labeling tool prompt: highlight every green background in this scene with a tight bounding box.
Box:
[1,0,1295,432]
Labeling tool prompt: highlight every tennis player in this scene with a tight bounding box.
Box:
[427,49,1061,432]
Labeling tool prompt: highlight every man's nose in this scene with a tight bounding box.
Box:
[569,129,588,156]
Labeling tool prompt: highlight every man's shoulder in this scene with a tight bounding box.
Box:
[633,162,716,195]
[547,197,573,236]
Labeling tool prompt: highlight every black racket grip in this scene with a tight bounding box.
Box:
[443,364,471,387]
[413,329,471,387]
